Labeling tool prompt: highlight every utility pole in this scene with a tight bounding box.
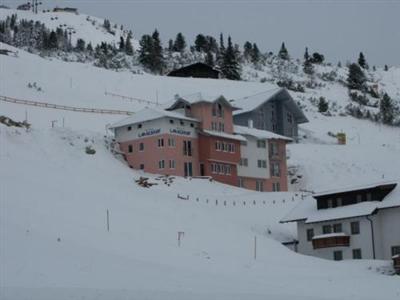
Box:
[254,236,257,260]
[106,209,110,232]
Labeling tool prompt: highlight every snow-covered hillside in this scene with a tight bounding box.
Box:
[2,124,400,300]
[1,9,400,300]
[0,8,138,48]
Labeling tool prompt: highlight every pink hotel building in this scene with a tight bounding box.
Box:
[109,93,292,192]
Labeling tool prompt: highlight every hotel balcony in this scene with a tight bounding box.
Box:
[312,233,350,250]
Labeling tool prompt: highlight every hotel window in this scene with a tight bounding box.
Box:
[168,138,175,147]
[392,246,400,256]
[183,140,192,156]
[230,144,235,153]
[226,165,231,175]
[170,119,174,124]
[215,141,220,151]
[271,162,280,177]
[240,158,248,167]
[337,197,343,207]
[238,177,244,188]
[307,228,314,241]
[352,249,362,259]
[256,180,264,192]
[169,160,175,169]
[257,160,267,168]
[272,182,280,192]
[218,103,224,117]
[139,164,144,170]
[287,112,293,124]
[322,225,332,234]
[270,142,278,156]
[211,122,217,131]
[351,221,360,235]
[137,124,142,129]
[180,120,184,126]
[128,145,133,153]
[257,140,266,148]
[139,143,144,151]
[327,199,333,208]
[190,123,194,128]
[127,126,132,131]
[158,138,164,147]
[333,250,343,261]
[158,160,165,169]
[218,122,225,132]
[333,223,342,233]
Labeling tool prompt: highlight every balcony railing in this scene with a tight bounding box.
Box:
[312,233,350,249]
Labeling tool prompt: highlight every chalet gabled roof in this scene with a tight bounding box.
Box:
[165,93,240,111]
[232,88,309,124]
[281,181,399,224]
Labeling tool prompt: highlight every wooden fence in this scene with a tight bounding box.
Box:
[0,95,134,115]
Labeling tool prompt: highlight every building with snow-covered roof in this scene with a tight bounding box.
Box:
[281,182,400,262]
[167,62,221,79]
[110,94,290,192]
[232,88,308,139]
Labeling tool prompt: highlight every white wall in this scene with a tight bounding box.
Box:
[297,207,400,261]
[237,135,270,179]
[114,117,198,143]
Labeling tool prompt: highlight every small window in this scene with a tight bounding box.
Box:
[271,162,280,176]
[356,194,362,203]
[169,119,174,124]
[322,225,332,234]
[337,197,343,207]
[307,228,314,241]
[257,140,266,148]
[180,120,184,126]
[391,246,400,256]
[351,221,360,235]
[137,124,142,129]
[128,145,133,153]
[272,182,280,192]
[333,223,342,233]
[238,178,244,188]
[127,126,132,131]
[366,193,372,201]
[158,160,165,169]
[257,160,267,168]
[352,249,362,259]
[190,123,194,128]
[139,143,144,151]
[139,164,144,170]
[333,250,343,261]
[256,180,264,192]
[169,160,175,169]
[158,138,164,147]
[168,138,175,147]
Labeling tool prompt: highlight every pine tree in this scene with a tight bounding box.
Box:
[304,47,309,61]
[243,41,252,60]
[358,52,367,69]
[48,30,58,49]
[151,29,164,73]
[303,58,314,75]
[347,63,366,90]
[194,34,207,52]
[168,39,173,52]
[251,43,260,64]
[384,65,389,71]
[380,93,394,124]
[173,32,186,52]
[119,36,125,51]
[86,42,93,53]
[318,97,329,113]
[75,38,86,52]
[103,19,111,31]
[139,34,154,70]
[278,42,289,60]
[125,34,133,55]
[220,36,240,80]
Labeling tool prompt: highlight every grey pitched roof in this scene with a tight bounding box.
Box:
[232,88,309,124]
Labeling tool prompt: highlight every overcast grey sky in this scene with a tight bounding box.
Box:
[4,0,400,66]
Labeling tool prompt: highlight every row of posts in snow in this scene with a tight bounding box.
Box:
[176,193,306,206]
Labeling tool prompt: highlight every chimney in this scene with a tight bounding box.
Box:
[248,119,253,128]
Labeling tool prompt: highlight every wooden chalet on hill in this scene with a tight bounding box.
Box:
[167,63,221,79]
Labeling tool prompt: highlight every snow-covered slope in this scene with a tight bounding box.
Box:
[2,124,400,300]
[0,8,138,48]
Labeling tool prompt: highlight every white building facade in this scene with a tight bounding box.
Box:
[282,182,400,261]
